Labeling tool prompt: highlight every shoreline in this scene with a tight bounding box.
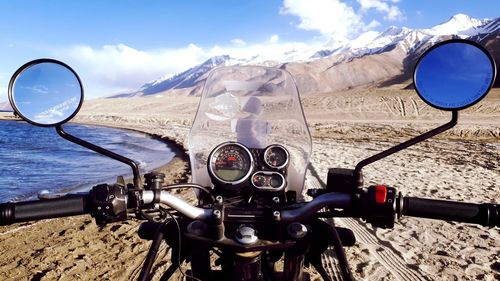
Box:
[0,118,193,281]
[70,120,192,186]
[0,118,191,201]
[1,111,499,144]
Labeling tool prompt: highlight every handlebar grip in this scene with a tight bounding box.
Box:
[0,194,90,226]
[402,197,499,227]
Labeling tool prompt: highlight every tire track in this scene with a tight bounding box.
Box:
[397,97,406,117]
[321,217,346,281]
[306,165,429,281]
[339,218,427,281]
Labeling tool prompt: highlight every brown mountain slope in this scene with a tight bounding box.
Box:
[282,45,407,95]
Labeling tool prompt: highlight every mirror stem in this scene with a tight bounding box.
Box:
[56,125,143,189]
[354,111,458,177]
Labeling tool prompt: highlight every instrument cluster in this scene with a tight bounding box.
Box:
[208,142,289,194]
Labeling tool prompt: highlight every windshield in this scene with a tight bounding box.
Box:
[188,66,312,199]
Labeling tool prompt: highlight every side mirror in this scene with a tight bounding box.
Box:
[8,58,84,127]
[8,58,143,188]
[353,39,497,178]
[414,39,496,111]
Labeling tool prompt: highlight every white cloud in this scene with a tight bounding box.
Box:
[280,0,365,40]
[59,43,206,98]
[280,0,405,39]
[357,0,405,21]
[56,39,319,98]
[207,40,314,61]
[365,20,381,30]
[269,34,280,43]
[24,85,50,94]
[0,86,7,101]
[231,38,247,47]
[34,96,78,123]
[0,73,7,101]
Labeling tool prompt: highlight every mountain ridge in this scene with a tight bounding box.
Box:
[111,14,500,98]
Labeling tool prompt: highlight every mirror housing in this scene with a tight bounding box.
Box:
[8,58,84,127]
[414,39,496,111]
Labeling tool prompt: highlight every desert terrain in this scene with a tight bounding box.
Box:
[0,87,498,280]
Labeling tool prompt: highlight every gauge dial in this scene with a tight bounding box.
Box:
[209,142,253,184]
[251,171,286,191]
[270,174,284,188]
[252,174,266,187]
[263,145,289,169]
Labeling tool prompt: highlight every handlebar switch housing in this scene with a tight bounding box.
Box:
[90,184,127,226]
[326,168,363,194]
[362,185,398,229]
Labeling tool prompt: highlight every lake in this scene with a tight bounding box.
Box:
[0,121,174,201]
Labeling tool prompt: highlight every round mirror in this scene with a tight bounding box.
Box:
[8,59,84,127]
[413,39,496,111]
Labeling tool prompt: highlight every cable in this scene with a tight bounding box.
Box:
[162,183,215,202]
[138,216,170,281]
[138,210,157,222]
[162,183,212,195]
[161,207,202,281]
[223,195,246,207]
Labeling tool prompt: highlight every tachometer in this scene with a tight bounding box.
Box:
[208,142,254,185]
[263,145,289,170]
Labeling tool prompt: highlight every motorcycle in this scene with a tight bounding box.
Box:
[0,39,498,280]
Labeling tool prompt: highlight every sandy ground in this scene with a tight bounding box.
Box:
[0,88,499,280]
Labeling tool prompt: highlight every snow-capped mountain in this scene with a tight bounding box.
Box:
[310,14,493,60]
[426,13,488,36]
[113,14,499,98]
[111,55,233,98]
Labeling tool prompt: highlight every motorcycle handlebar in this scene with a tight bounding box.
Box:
[401,197,499,227]
[142,190,213,220]
[281,193,352,223]
[0,187,497,229]
[0,194,90,226]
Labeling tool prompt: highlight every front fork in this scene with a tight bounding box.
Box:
[284,254,305,281]
[221,252,264,281]
[190,249,308,281]
[139,220,354,281]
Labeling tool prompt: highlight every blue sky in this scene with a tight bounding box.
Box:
[0,0,498,100]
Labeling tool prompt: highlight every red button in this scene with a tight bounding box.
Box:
[375,185,387,204]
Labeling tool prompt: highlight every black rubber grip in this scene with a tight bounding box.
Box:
[0,194,90,226]
[402,197,499,227]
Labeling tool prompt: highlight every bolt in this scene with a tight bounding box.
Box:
[287,222,308,239]
[213,209,222,220]
[272,197,280,204]
[215,196,223,204]
[235,224,258,245]
[273,211,281,220]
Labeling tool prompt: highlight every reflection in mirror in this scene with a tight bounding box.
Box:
[9,60,83,126]
[414,40,496,111]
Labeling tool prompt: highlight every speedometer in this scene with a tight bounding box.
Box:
[208,142,254,185]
